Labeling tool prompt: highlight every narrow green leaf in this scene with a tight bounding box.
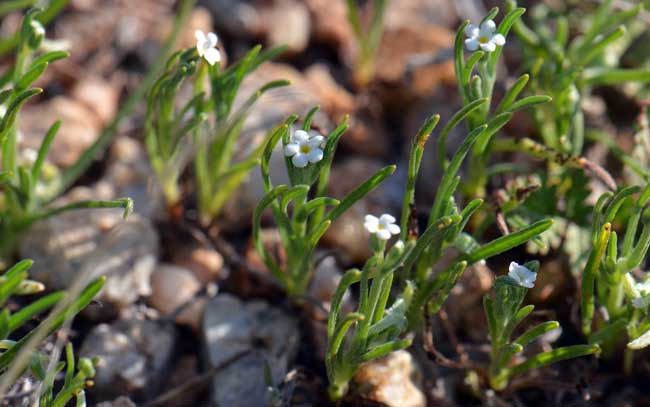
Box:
[467,219,553,263]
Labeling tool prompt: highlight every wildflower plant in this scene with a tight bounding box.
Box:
[0,259,104,403]
[145,31,289,224]
[345,0,388,88]
[253,107,395,297]
[451,6,552,198]
[398,111,553,329]
[0,9,132,257]
[326,216,411,400]
[578,185,650,372]
[484,261,600,390]
[505,0,649,156]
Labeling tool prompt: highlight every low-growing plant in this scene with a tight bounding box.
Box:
[450,6,551,199]
[345,0,389,88]
[0,9,132,259]
[326,222,411,400]
[484,261,599,390]
[322,103,554,399]
[578,185,650,373]
[145,31,289,224]
[253,107,395,297]
[0,259,104,403]
[506,0,649,156]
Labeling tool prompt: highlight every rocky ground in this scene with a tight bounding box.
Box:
[2,0,650,406]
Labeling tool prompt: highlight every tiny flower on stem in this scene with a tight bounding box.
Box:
[364,214,400,240]
[195,30,221,65]
[465,20,505,52]
[632,280,650,309]
[508,261,537,288]
[284,129,324,168]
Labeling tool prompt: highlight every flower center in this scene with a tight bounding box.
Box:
[377,224,385,230]
[300,145,311,154]
[479,36,489,44]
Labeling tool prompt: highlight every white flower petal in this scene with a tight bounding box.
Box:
[387,224,400,235]
[492,33,506,46]
[307,148,323,163]
[464,24,479,37]
[508,262,537,288]
[365,214,378,223]
[207,32,218,48]
[308,135,324,148]
[364,222,378,233]
[292,153,308,168]
[203,48,221,65]
[195,30,206,43]
[377,229,392,240]
[632,297,647,309]
[465,38,479,51]
[379,214,396,224]
[479,41,496,52]
[293,130,310,143]
[480,20,497,36]
[284,143,299,157]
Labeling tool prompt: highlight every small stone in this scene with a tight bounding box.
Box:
[18,96,101,168]
[267,0,310,54]
[80,319,176,402]
[71,75,123,124]
[173,245,225,284]
[20,192,159,312]
[353,350,426,407]
[149,264,205,331]
[202,294,300,406]
[304,63,358,120]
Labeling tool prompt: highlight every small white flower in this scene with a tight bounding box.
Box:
[632,279,650,309]
[632,296,649,309]
[283,129,324,168]
[195,30,221,66]
[364,214,400,240]
[508,261,537,288]
[464,20,505,52]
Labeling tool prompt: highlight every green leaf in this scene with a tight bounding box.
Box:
[325,165,395,223]
[495,73,529,114]
[437,99,487,168]
[467,219,553,264]
[431,125,487,222]
[581,223,611,336]
[31,120,60,183]
[0,276,105,372]
[514,321,560,347]
[359,337,412,362]
[328,269,362,338]
[15,63,48,91]
[509,344,600,378]
[7,292,64,335]
[505,95,551,113]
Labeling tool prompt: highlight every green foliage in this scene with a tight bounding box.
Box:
[254,107,394,296]
[0,260,103,403]
[577,185,650,372]
[484,262,600,390]
[326,238,412,400]
[506,0,650,155]
[0,9,132,258]
[145,41,289,225]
